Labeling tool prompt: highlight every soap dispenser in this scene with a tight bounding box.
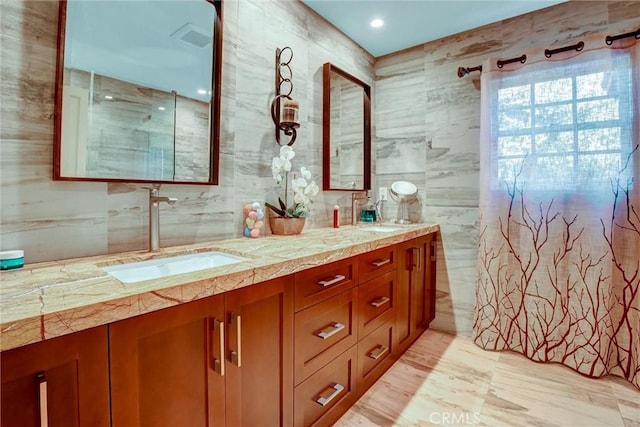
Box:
[360,192,377,223]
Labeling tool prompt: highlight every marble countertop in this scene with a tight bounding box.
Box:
[0,223,439,352]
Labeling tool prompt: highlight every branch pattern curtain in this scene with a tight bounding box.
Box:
[473,32,639,388]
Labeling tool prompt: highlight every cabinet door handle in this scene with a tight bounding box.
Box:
[316,322,345,339]
[317,274,346,287]
[371,258,391,267]
[230,312,242,367]
[368,345,389,360]
[412,247,421,271]
[431,239,437,262]
[315,383,345,407]
[370,296,390,308]
[212,318,225,376]
[36,372,48,427]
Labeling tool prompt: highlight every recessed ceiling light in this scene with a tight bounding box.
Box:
[158,107,166,111]
[370,18,384,28]
[104,95,113,100]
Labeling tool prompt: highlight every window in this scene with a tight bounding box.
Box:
[492,53,634,191]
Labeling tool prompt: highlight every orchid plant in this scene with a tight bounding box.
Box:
[267,145,319,218]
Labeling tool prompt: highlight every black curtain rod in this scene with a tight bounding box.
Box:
[606,28,640,45]
[457,28,639,78]
[497,54,526,68]
[545,41,584,58]
[457,65,482,78]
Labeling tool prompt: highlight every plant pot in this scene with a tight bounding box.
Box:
[269,216,306,235]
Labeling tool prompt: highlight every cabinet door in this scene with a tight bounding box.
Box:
[109,296,225,427]
[1,326,110,427]
[225,276,294,427]
[396,234,436,355]
[396,239,413,354]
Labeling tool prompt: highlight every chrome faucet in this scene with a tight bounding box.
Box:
[148,186,177,252]
[351,191,369,225]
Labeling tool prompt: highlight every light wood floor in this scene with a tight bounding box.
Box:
[336,330,640,427]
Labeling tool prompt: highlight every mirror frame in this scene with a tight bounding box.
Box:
[53,0,224,185]
[322,62,371,191]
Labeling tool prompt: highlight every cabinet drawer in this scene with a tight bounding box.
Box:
[295,257,358,312]
[358,270,396,338]
[294,346,358,427]
[358,245,397,283]
[357,321,395,392]
[294,288,357,385]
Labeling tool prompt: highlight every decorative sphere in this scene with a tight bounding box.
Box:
[243,227,251,237]
[248,211,258,220]
[252,202,261,210]
[250,228,261,238]
[246,218,255,227]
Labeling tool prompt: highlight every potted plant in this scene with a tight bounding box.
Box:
[266,145,319,235]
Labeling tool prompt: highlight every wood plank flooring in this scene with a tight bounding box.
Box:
[336,330,640,427]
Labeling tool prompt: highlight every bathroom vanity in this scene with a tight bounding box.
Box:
[0,224,438,427]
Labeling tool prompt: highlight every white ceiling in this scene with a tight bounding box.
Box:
[301,0,568,57]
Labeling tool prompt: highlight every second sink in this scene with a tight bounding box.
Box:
[102,251,247,283]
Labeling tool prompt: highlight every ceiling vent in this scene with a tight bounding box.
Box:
[170,23,212,48]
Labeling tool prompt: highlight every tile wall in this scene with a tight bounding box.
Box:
[0,0,374,261]
[1,0,638,336]
[373,1,640,335]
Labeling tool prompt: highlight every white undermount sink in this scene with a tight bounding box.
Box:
[358,225,403,233]
[101,251,247,284]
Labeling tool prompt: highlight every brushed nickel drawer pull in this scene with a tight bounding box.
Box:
[316,322,345,339]
[368,345,389,360]
[371,258,391,267]
[315,383,345,407]
[36,372,48,427]
[213,318,225,376]
[317,274,346,287]
[370,296,390,308]
[230,312,242,367]
[411,247,420,270]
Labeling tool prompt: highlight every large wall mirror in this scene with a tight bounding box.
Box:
[54,0,223,185]
[322,63,371,191]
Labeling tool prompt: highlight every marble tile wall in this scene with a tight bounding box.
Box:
[3,0,638,340]
[0,0,374,262]
[373,1,640,336]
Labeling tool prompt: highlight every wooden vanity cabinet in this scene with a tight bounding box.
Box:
[396,234,437,355]
[0,326,110,427]
[224,275,294,427]
[109,275,294,427]
[109,295,225,427]
[293,247,401,427]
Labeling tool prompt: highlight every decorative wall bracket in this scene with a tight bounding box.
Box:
[270,47,299,146]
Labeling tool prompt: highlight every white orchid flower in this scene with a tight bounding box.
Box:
[305,181,319,197]
[291,176,308,193]
[279,145,295,161]
[300,167,311,180]
[271,157,284,184]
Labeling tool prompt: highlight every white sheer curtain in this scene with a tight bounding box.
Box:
[473,32,639,388]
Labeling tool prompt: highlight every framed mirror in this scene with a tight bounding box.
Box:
[53,0,223,185]
[322,63,371,191]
